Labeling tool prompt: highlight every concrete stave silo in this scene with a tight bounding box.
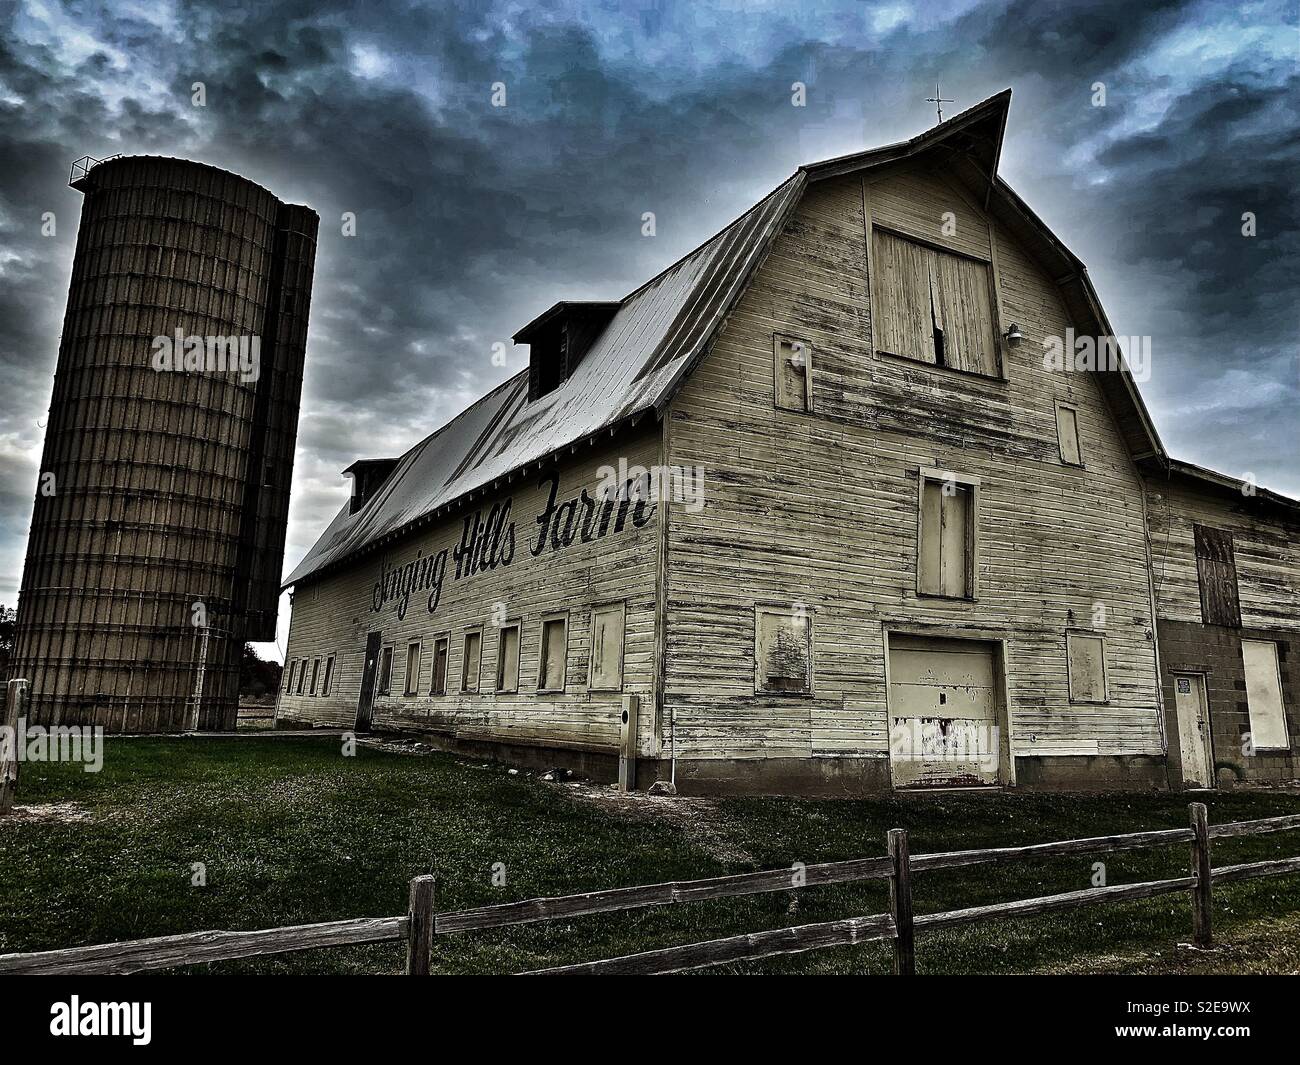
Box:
[10,156,318,731]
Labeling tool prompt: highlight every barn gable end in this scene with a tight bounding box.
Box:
[660,143,1167,792]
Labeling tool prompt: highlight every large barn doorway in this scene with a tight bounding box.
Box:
[887,634,1004,788]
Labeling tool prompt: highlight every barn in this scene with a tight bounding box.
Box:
[275,90,1299,794]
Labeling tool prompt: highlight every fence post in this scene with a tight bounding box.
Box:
[1,679,29,816]
[1189,802,1211,948]
[888,828,915,975]
[405,875,437,975]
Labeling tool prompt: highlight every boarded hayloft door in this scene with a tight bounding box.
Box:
[1172,673,1213,788]
[888,636,1001,788]
[357,631,382,732]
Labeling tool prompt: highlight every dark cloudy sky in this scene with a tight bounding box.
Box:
[1,0,1296,660]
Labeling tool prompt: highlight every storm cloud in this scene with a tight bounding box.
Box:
[1,0,1295,657]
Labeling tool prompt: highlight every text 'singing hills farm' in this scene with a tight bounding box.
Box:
[275,93,1299,794]
[11,157,318,732]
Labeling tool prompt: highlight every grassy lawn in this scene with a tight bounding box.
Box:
[1,736,1298,974]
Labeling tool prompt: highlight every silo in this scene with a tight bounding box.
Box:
[9,156,318,731]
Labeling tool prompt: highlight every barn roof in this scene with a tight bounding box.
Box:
[284,173,804,585]
[285,89,1196,587]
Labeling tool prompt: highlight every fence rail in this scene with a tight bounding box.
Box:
[1,805,1297,976]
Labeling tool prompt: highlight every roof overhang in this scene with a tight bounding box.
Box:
[513,301,622,344]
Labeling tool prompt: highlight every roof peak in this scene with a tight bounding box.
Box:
[802,88,1011,201]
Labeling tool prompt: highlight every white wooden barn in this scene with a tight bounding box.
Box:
[276,91,1300,794]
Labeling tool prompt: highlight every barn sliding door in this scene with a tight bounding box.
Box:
[888,635,1002,788]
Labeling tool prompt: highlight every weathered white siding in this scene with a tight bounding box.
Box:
[1146,478,1300,631]
[662,163,1164,770]
[278,427,662,755]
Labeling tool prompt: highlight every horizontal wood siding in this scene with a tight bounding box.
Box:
[664,165,1162,765]
[277,428,662,754]
[1146,479,1300,631]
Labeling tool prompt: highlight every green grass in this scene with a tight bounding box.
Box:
[1,737,1298,974]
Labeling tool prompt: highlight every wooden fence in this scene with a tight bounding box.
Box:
[2,803,1298,975]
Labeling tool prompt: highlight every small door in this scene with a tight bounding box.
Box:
[1173,672,1213,788]
[357,631,382,732]
[888,635,1002,788]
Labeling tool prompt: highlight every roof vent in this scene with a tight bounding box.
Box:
[343,458,399,514]
[514,301,620,402]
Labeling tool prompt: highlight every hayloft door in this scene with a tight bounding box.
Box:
[357,631,382,732]
[1173,673,1213,788]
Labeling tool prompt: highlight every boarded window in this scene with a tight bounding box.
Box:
[538,617,568,691]
[755,607,813,694]
[918,473,975,598]
[1194,525,1241,627]
[872,229,999,376]
[309,658,320,696]
[462,630,482,692]
[1242,639,1288,749]
[774,334,812,412]
[404,642,421,696]
[321,656,334,697]
[377,646,393,695]
[1067,633,1108,702]
[296,659,307,694]
[430,637,449,695]
[589,603,626,691]
[496,624,520,692]
[1055,403,1082,466]
[284,661,296,695]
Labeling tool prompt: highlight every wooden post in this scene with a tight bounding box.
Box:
[1,679,28,816]
[1189,802,1212,948]
[405,875,436,975]
[888,828,915,975]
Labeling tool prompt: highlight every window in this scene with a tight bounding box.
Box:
[774,334,812,412]
[309,658,321,696]
[1055,402,1082,466]
[430,636,449,696]
[1194,525,1241,628]
[404,641,422,696]
[871,228,999,376]
[496,623,520,692]
[538,615,568,692]
[377,646,393,695]
[1067,632,1108,703]
[917,468,978,599]
[462,629,482,693]
[755,605,813,695]
[321,656,334,697]
[284,660,296,695]
[589,602,626,691]
[1242,639,1288,749]
[296,658,307,694]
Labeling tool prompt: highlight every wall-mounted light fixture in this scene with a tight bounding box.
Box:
[1004,323,1024,347]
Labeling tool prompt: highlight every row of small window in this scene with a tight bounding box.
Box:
[386,603,626,696]
[285,654,335,698]
[755,606,1111,704]
[286,606,1112,706]
[286,603,627,700]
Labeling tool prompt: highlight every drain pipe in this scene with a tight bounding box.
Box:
[670,704,676,790]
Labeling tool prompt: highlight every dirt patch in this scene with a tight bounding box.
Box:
[0,802,94,826]
[355,738,756,865]
[1038,912,1300,975]
[558,780,755,865]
